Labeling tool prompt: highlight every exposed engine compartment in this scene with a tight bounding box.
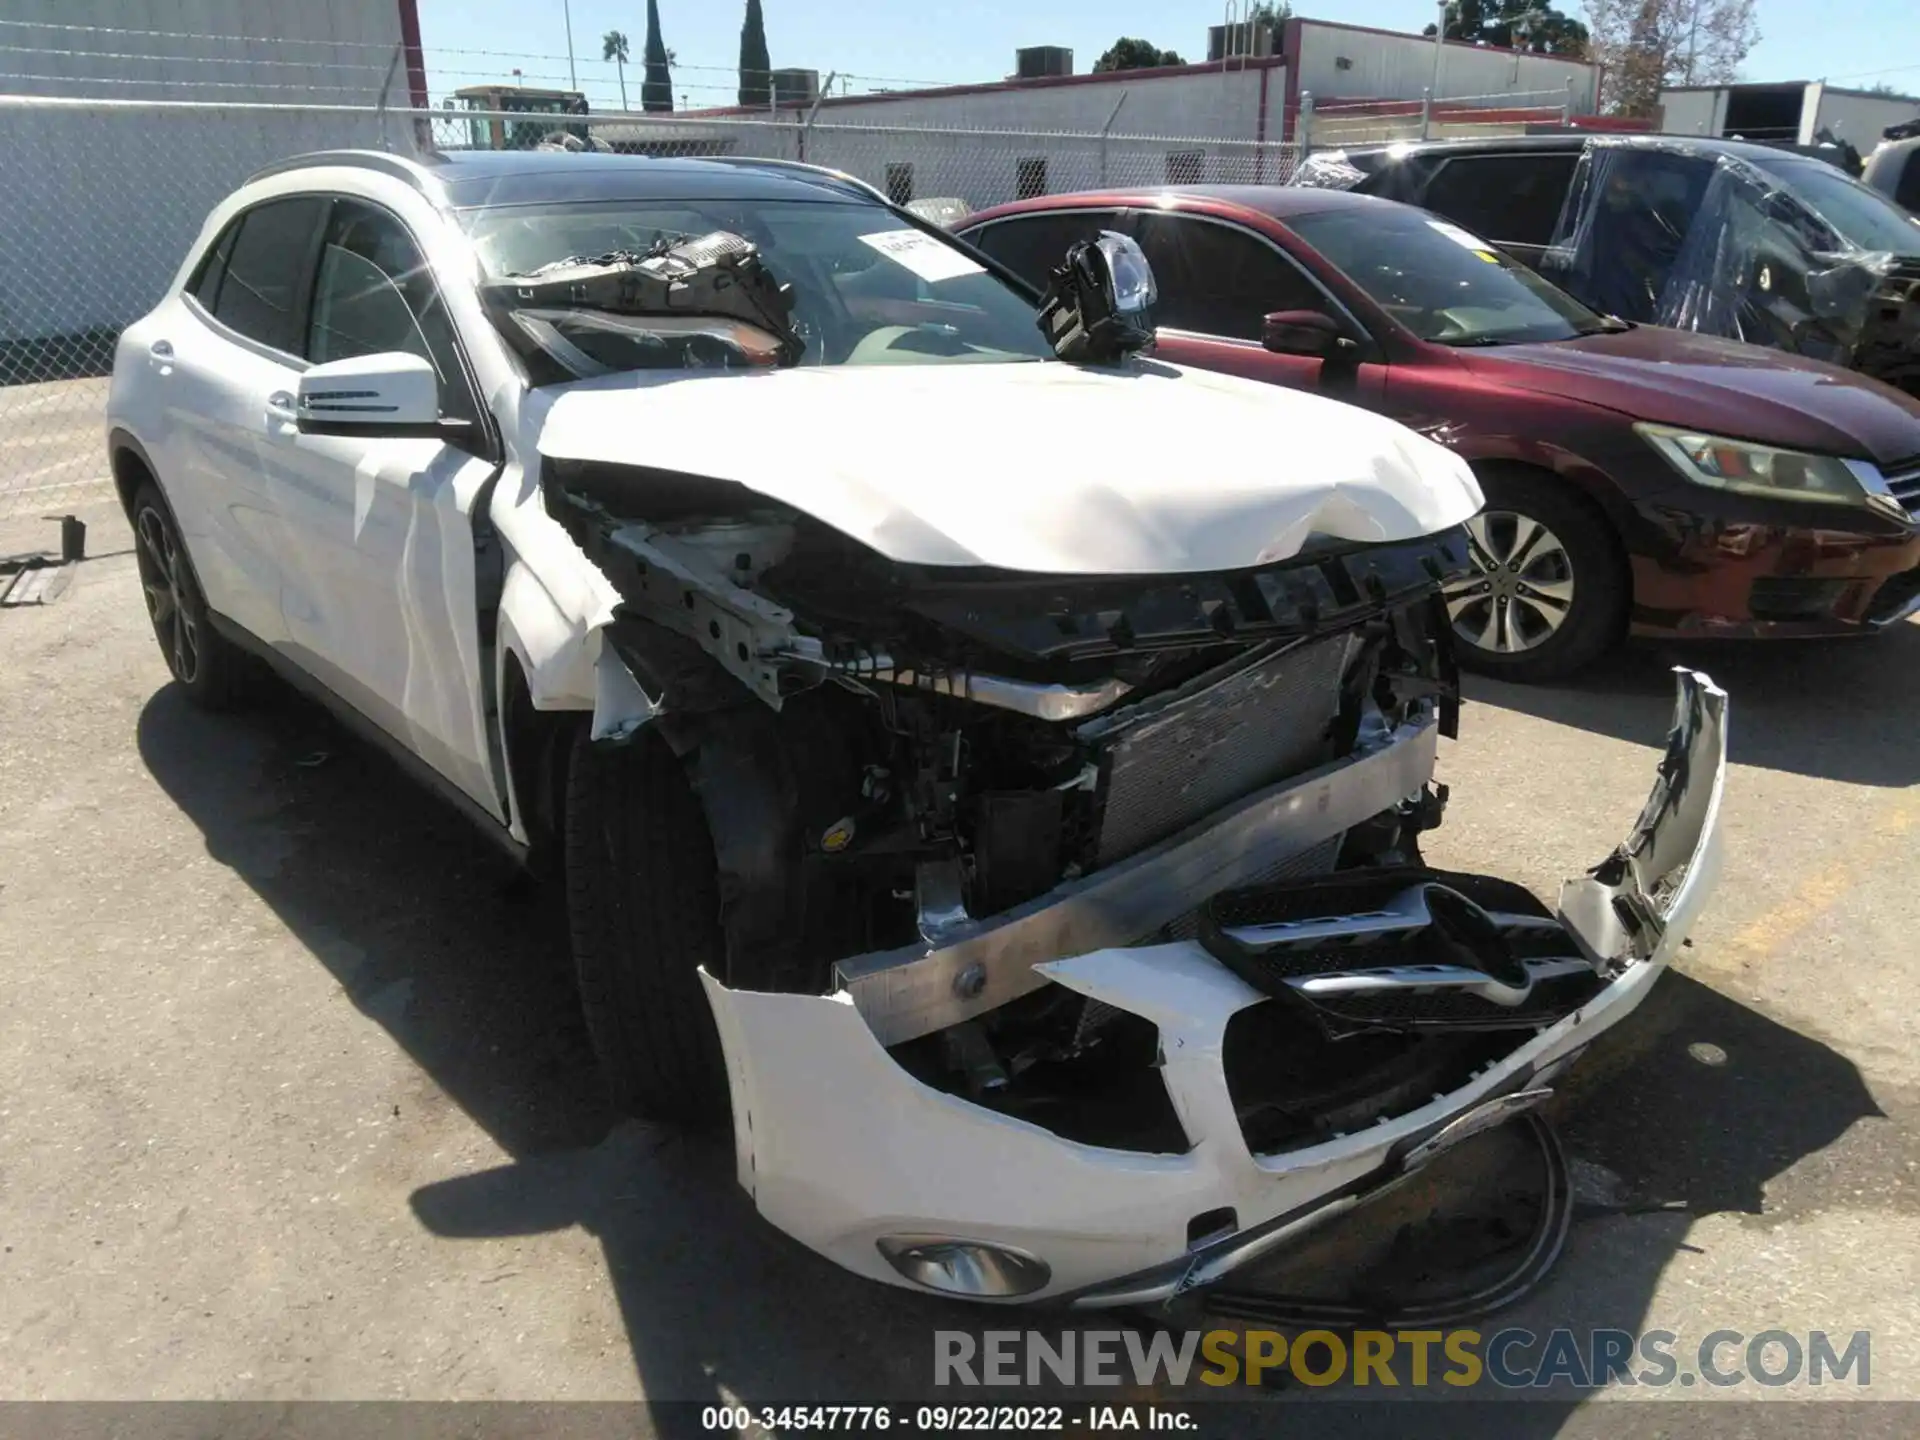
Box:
[543,456,1569,1153]
[552,459,1464,965]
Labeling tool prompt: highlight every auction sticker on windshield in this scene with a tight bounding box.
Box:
[858,228,987,282]
[1426,219,1503,263]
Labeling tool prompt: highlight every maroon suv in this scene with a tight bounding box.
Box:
[957,187,1920,679]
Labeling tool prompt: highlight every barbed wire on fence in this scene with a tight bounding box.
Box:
[0,16,967,112]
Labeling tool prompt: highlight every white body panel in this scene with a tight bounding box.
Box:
[269,429,504,811]
[534,363,1485,574]
[702,673,1728,1302]
[705,947,1660,1299]
[116,294,302,647]
[109,164,520,817]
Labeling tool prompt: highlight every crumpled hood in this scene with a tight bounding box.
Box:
[532,360,1483,574]
[1471,327,1920,465]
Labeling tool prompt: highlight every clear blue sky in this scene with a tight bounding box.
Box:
[413,0,1920,109]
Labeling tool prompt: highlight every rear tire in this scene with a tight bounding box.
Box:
[130,480,247,709]
[563,724,731,1128]
[1443,471,1627,682]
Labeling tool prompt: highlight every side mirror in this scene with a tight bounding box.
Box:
[1261,309,1346,357]
[1036,231,1159,363]
[295,352,443,438]
[1096,231,1158,319]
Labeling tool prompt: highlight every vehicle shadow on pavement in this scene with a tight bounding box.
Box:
[135,677,1892,1425]
[132,679,1015,1409]
[1181,966,1891,1412]
[1466,620,1920,787]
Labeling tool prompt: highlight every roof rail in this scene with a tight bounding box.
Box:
[244,149,443,192]
[701,155,891,205]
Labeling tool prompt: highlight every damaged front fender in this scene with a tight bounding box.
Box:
[697,670,1727,1303]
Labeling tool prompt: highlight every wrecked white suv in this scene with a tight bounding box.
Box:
[107,150,1725,1307]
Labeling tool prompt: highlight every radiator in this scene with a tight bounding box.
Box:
[1083,634,1356,867]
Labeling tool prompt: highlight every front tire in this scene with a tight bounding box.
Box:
[1442,472,1627,682]
[564,725,731,1128]
[130,480,247,709]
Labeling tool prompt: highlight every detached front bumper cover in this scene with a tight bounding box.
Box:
[699,670,1727,1304]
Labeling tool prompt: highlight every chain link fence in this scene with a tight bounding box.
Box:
[0,95,1298,521]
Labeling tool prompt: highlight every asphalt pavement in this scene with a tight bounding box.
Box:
[2,500,1916,1428]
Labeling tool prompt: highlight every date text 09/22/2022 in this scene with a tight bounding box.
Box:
[701,1406,1193,1432]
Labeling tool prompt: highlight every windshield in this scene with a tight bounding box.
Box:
[1746,156,1920,253]
[463,198,1054,370]
[1287,204,1606,346]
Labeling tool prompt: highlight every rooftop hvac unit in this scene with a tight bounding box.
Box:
[1207,22,1276,62]
[1015,46,1073,79]
[771,68,820,104]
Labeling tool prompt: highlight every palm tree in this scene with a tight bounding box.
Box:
[602,30,630,111]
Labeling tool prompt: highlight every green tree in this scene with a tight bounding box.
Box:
[1423,0,1590,57]
[642,0,673,113]
[1584,0,1760,117]
[1093,37,1186,73]
[601,29,630,111]
[738,0,772,108]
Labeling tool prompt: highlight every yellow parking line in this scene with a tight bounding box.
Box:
[1703,796,1918,972]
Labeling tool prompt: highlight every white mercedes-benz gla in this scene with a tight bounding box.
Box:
[107,148,1725,1305]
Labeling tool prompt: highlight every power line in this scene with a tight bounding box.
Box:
[1818,60,1920,84]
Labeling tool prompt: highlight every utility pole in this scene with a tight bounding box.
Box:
[563,0,578,90]
[1430,0,1450,99]
[1686,0,1700,85]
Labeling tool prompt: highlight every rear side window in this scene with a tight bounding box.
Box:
[965,212,1121,289]
[188,222,239,310]
[213,197,327,354]
[1420,154,1580,247]
[1131,214,1325,340]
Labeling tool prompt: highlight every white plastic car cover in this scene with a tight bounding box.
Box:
[1542,139,1920,392]
[1290,150,1370,191]
[533,361,1485,575]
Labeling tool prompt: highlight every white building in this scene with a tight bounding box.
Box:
[0,0,425,351]
[597,18,1602,212]
[1659,81,1920,155]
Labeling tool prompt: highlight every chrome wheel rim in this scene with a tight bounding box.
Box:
[1443,510,1576,655]
[135,505,201,684]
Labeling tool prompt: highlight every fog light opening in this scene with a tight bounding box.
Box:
[876,1236,1052,1298]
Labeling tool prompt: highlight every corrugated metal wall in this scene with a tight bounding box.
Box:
[1658,88,1729,137]
[1812,87,1920,149]
[0,0,404,100]
[0,0,406,344]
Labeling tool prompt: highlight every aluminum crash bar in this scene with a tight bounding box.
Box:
[834,711,1440,1047]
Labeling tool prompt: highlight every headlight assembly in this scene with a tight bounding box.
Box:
[1635,423,1876,507]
